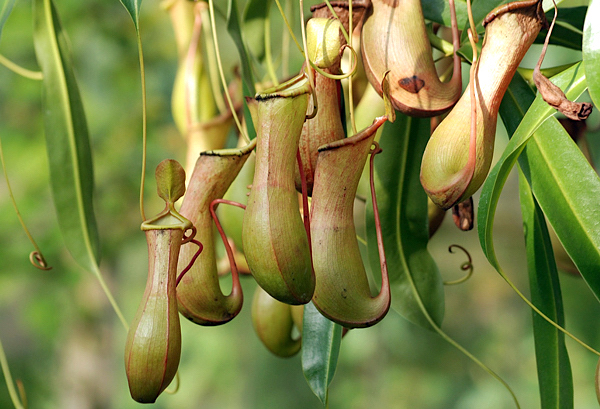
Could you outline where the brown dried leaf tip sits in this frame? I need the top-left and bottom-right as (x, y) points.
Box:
(533, 0), (592, 121)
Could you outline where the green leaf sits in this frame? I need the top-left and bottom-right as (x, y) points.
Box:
(243, 0), (272, 61)
(302, 302), (342, 407)
(532, 7), (588, 51)
(536, 24), (580, 50)
(584, 0), (600, 106)
(33, 0), (100, 272)
(226, 0), (257, 140)
(518, 171), (573, 409)
(422, 0), (468, 27)
(366, 114), (444, 330)
(459, 0), (505, 42)
(481, 63), (600, 302)
(519, 114), (600, 303)
(0, 0), (16, 38)
(551, 6), (586, 31)
(227, 0), (256, 96)
(118, 0), (141, 30)
(155, 159), (186, 204)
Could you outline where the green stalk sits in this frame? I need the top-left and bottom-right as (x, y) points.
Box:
(0, 337), (25, 409)
(0, 54), (42, 80)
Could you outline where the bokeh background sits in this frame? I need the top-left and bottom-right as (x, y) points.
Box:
(1, 0), (599, 408)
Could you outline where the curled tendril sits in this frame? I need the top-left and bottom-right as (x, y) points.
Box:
(176, 238), (203, 287)
(305, 78), (319, 120)
(29, 251), (51, 271)
(369, 141), (383, 157)
(181, 226), (197, 244)
(323, 0), (350, 43)
(309, 44), (359, 81)
(444, 244), (474, 285)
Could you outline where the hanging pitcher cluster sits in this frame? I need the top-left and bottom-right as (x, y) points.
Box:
(124, 0), (592, 403)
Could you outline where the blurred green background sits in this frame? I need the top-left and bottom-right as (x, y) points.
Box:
(1, 0), (599, 408)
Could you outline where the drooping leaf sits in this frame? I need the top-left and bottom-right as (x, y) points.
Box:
(302, 302), (342, 407)
(33, 0), (100, 272)
(518, 171), (573, 409)
(481, 63), (600, 302)
(519, 113), (600, 304)
(584, 0), (600, 106)
(0, 0), (15, 38)
(118, 0), (141, 30)
(366, 114), (444, 330)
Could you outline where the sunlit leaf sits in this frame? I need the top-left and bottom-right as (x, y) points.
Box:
(583, 0), (600, 106)
(481, 63), (600, 302)
(302, 302), (342, 407)
(518, 172), (573, 409)
(118, 0), (141, 30)
(33, 0), (100, 272)
(366, 114), (444, 330)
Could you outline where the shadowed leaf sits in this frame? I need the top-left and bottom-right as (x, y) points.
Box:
(519, 172), (573, 409)
(302, 302), (342, 406)
(33, 0), (100, 272)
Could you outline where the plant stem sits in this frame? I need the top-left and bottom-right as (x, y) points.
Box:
(0, 133), (50, 270)
(0, 54), (42, 80)
(91, 263), (129, 330)
(207, 0), (248, 141)
(200, 4), (227, 114)
(264, 11), (279, 86)
(347, 0), (356, 135)
(274, 0), (303, 55)
(136, 31), (148, 222)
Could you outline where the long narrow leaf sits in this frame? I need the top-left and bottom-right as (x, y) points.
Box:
(225, 0), (257, 140)
(583, 0), (600, 106)
(518, 172), (573, 409)
(519, 112), (600, 303)
(227, 0), (256, 95)
(33, 0), (100, 272)
(302, 302), (342, 407)
(366, 114), (444, 330)
(481, 63), (600, 303)
(478, 64), (585, 269)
